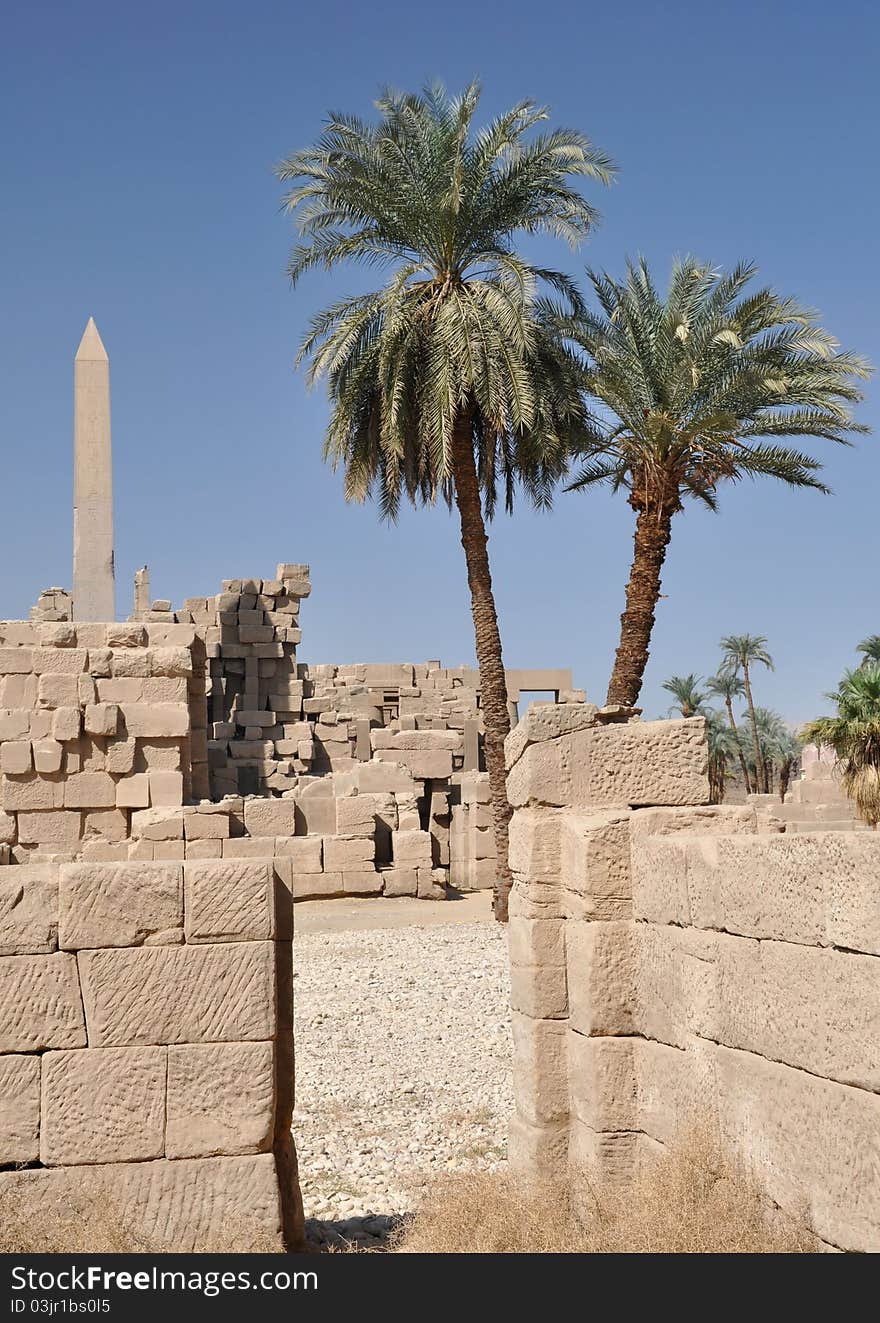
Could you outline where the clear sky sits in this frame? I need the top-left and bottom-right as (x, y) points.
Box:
(1, 0), (877, 723)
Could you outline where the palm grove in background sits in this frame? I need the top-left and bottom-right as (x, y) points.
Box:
(804, 637), (880, 829)
(278, 83), (872, 915)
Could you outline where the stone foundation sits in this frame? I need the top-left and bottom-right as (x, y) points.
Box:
(506, 707), (880, 1253)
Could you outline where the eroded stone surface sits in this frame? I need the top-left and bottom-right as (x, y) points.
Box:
(78, 941), (276, 1046)
(40, 1046), (166, 1165)
(166, 1041), (275, 1158)
(0, 1053), (40, 1163)
(183, 860), (274, 943)
(0, 952), (86, 1052)
(59, 862), (183, 949)
(0, 865), (58, 954)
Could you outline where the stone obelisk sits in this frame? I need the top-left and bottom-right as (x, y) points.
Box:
(73, 318), (115, 620)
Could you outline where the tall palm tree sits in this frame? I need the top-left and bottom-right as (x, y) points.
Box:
(277, 83), (614, 920)
(720, 635), (775, 793)
(705, 670), (751, 791)
(857, 635), (880, 667)
(770, 726), (802, 802)
(803, 665), (880, 828)
(558, 257), (870, 708)
(661, 672), (706, 718)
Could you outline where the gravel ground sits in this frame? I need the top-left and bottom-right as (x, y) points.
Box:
(293, 914), (512, 1248)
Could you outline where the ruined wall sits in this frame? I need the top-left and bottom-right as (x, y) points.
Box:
(0, 856), (301, 1250)
(506, 707), (880, 1253)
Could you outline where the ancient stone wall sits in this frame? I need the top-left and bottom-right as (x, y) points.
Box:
(506, 707), (880, 1253)
(0, 855), (301, 1249)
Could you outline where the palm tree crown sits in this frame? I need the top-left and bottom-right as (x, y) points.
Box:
(566, 256), (870, 512)
(278, 81), (615, 516)
(857, 634), (880, 667)
(661, 672), (706, 718)
(719, 634), (774, 678)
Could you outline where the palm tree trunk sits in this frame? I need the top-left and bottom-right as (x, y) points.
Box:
(606, 504), (674, 707)
(743, 663), (766, 794)
(725, 697), (752, 793)
(451, 409), (512, 922)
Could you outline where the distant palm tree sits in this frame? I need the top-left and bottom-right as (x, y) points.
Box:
(857, 635), (880, 667)
(705, 670), (751, 791)
(803, 665), (880, 828)
(771, 727), (802, 802)
(661, 672), (707, 718)
(720, 635), (775, 793)
(558, 257), (870, 707)
(277, 83), (614, 920)
(705, 709), (737, 804)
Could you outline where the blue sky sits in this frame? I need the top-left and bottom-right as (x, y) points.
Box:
(1, 0), (877, 723)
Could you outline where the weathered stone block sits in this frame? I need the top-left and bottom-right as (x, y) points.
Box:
(59, 862), (183, 949)
(64, 772), (116, 808)
(130, 807), (184, 840)
(78, 941), (276, 1046)
(38, 672), (79, 707)
(568, 1032), (636, 1130)
(32, 739), (63, 774)
(343, 869), (382, 895)
(183, 810), (230, 840)
(0, 740), (32, 774)
(510, 1011), (568, 1125)
(282, 836), (323, 873)
(0, 1053), (40, 1163)
(106, 623), (147, 648)
(33, 648), (87, 675)
(391, 829), (432, 869)
(381, 867), (418, 896)
(184, 860), (274, 943)
(83, 808), (129, 842)
(324, 835), (375, 870)
(166, 1041), (275, 1158)
(0, 953), (86, 1051)
(84, 703), (118, 737)
(52, 706), (81, 741)
(1, 774), (64, 811)
(120, 704), (190, 738)
(567, 920), (634, 1037)
(40, 1046), (166, 1165)
(510, 962), (568, 1019)
(0, 865), (58, 954)
(17, 810), (82, 847)
(243, 799), (298, 838)
(148, 770), (184, 806)
(116, 773), (150, 808)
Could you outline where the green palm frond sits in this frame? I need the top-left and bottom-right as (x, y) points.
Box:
(277, 81), (615, 517)
(553, 256), (871, 516)
(803, 664), (880, 827)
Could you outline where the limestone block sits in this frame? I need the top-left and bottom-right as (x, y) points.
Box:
(374, 748), (453, 779)
(222, 837), (274, 859)
(0, 648), (33, 674)
(97, 678), (144, 702)
(568, 1032), (636, 1130)
(634, 923), (720, 1047)
(38, 622), (77, 648)
(84, 703), (118, 737)
(115, 773), (150, 808)
(0, 675), (37, 707)
(17, 811), (82, 848)
(1, 774), (64, 811)
(508, 807), (562, 886)
(567, 920), (634, 1037)
(152, 842), (185, 862)
(579, 719), (708, 807)
(505, 701), (599, 770)
(59, 861), (183, 949)
(381, 866), (418, 897)
(40, 1046), (166, 1165)
(138, 740), (182, 770)
(143, 677), (188, 703)
(1, 740), (32, 774)
(0, 811), (14, 844)
(325, 835), (375, 870)
(38, 672), (79, 707)
(88, 648), (112, 677)
(343, 869), (382, 895)
(184, 860), (274, 943)
(336, 793), (394, 836)
(568, 1120), (639, 1188)
(417, 868), (447, 899)
(633, 1036), (718, 1146)
(83, 809), (129, 842)
(510, 962), (568, 1019)
(64, 772), (116, 808)
(283, 836), (323, 873)
(110, 650), (151, 679)
(0, 952), (86, 1051)
(121, 704), (189, 738)
(33, 648), (87, 675)
(290, 870), (343, 899)
(107, 623), (147, 648)
(0, 1054), (41, 1163)
(52, 707), (81, 741)
(631, 834), (692, 926)
(560, 812), (632, 916)
(149, 770), (184, 806)
(506, 739), (565, 808)
(714, 1043), (880, 1253)
(510, 1011), (569, 1125)
(243, 798), (298, 838)
(0, 865), (58, 954)
(355, 762), (417, 794)
(105, 739), (137, 775)
(824, 835), (880, 955)
(186, 840), (222, 860)
(391, 829), (432, 869)
(29, 711), (52, 739)
(130, 807), (185, 840)
(150, 647), (193, 678)
(508, 1113), (569, 1184)
(32, 739), (63, 774)
(508, 915), (564, 968)
(166, 1041), (275, 1159)
(79, 941), (276, 1046)
(184, 810), (229, 840)
(0, 709), (29, 740)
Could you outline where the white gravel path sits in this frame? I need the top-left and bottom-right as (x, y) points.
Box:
(293, 913), (512, 1245)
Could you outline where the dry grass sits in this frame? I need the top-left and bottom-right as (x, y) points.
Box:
(0, 1183), (281, 1254)
(395, 1129), (818, 1254)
